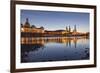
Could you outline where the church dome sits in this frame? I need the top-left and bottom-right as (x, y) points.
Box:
(40, 26), (44, 29)
(31, 25), (36, 28)
(23, 18), (30, 28)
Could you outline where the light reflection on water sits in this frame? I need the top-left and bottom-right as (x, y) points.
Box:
(21, 37), (89, 63)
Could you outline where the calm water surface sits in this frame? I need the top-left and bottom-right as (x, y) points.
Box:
(21, 37), (89, 63)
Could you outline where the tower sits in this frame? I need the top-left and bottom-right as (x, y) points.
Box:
(73, 25), (77, 32)
(69, 26), (71, 32)
(66, 26), (68, 32)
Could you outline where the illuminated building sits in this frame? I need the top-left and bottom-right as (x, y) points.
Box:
(21, 18), (44, 33)
(21, 18), (88, 37)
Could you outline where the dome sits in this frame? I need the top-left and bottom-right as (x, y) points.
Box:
(31, 25), (36, 28)
(23, 18), (30, 28)
(40, 26), (44, 29)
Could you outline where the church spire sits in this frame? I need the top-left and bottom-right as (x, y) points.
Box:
(73, 25), (77, 32)
(69, 26), (71, 32)
(66, 26), (68, 32)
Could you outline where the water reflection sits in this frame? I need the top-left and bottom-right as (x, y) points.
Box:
(21, 37), (89, 63)
(21, 37), (88, 47)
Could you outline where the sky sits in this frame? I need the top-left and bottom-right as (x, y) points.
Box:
(21, 10), (90, 32)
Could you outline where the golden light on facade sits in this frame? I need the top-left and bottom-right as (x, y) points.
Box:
(21, 18), (89, 37)
(21, 28), (24, 32)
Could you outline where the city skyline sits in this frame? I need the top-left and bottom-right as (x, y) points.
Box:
(21, 10), (90, 32)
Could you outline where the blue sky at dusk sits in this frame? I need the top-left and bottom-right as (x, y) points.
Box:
(21, 10), (90, 32)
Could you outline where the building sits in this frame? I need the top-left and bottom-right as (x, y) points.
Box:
(21, 18), (44, 33)
(44, 30), (67, 37)
(21, 18), (88, 37)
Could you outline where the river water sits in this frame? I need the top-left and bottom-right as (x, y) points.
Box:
(21, 37), (89, 63)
